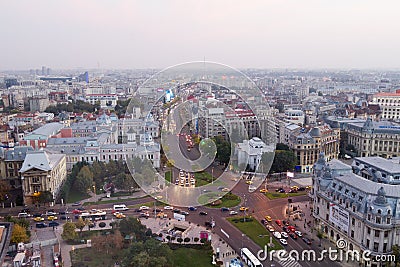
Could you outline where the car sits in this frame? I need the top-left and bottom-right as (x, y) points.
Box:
(152, 208), (162, 212)
(273, 232), (281, 239)
(298, 187), (306, 191)
(291, 185), (299, 190)
(58, 210), (68, 215)
(260, 188), (268, 193)
(281, 232), (288, 239)
(266, 225), (275, 232)
(221, 188), (230, 192)
(229, 211), (238, 215)
(275, 220), (282, 227)
(199, 211), (208, 216)
(157, 212), (168, 218)
(18, 212), (30, 218)
(47, 216), (58, 221)
(279, 239), (288, 246)
(60, 215), (71, 220)
(275, 187), (284, 192)
(33, 217), (44, 222)
(114, 212), (126, 219)
(289, 232), (297, 239)
(49, 221), (59, 227)
(36, 223), (48, 228)
(20, 208), (30, 213)
(33, 213), (42, 218)
(72, 202), (81, 206)
(164, 206), (173, 210)
(77, 207), (85, 211)
(295, 231), (303, 237)
(245, 181), (253, 185)
(173, 209), (181, 213)
(288, 226), (296, 232)
(140, 212), (150, 218)
(302, 237), (312, 245)
(282, 226), (288, 232)
(188, 206), (197, 211)
(139, 206), (149, 211)
(282, 220), (289, 226)
(221, 207), (230, 212)
(239, 207), (249, 212)
(46, 212), (58, 216)
(288, 189), (297, 193)
(72, 209), (82, 214)
(306, 186), (312, 190)
(264, 215), (272, 222)
(181, 211), (189, 216)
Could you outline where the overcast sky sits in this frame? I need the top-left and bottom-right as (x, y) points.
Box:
(1, 0), (400, 70)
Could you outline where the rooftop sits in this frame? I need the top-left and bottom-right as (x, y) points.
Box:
(20, 150), (65, 173)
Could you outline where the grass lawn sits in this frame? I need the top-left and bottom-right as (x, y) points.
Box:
(227, 217), (283, 250)
(198, 192), (223, 205)
(165, 170), (172, 183)
(207, 193), (241, 208)
(67, 191), (90, 203)
(170, 247), (214, 267)
(71, 247), (124, 267)
(264, 191), (307, 200)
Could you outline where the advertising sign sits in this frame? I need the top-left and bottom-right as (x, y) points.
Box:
(329, 203), (349, 232)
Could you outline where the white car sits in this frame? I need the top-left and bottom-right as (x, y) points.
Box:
(164, 206), (174, 210)
(295, 231), (303, 237)
(266, 225), (275, 232)
(273, 231), (282, 239)
(281, 232), (288, 239)
(280, 239), (288, 246)
(139, 206), (149, 210)
(229, 211), (238, 215)
(222, 188), (230, 192)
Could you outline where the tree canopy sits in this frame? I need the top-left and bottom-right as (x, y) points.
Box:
(269, 150), (297, 174)
(62, 222), (78, 241)
(11, 224), (29, 244)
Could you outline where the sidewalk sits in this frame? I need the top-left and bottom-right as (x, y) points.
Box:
(80, 189), (148, 205)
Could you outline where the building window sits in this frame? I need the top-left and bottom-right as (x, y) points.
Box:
(375, 230), (380, 238)
(386, 217), (391, 224)
(384, 231), (389, 238)
(366, 239), (370, 248)
(32, 177), (40, 183)
(351, 218), (355, 226)
(351, 230), (354, 238)
(373, 242), (379, 252)
(376, 217), (381, 224)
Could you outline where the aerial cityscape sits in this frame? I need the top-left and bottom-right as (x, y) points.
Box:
(1, 1), (400, 267)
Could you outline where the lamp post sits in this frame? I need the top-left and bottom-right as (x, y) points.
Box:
(243, 194), (247, 222)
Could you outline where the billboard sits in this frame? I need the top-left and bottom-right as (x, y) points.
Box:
(329, 203), (349, 232)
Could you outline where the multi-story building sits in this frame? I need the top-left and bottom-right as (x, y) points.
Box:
(312, 154), (400, 267)
(235, 137), (274, 171)
(371, 90), (400, 120)
(19, 150), (67, 205)
(85, 94), (118, 108)
(288, 124), (339, 173)
(346, 118), (400, 158)
(29, 97), (50, 112)
(20, 122), (65, 149)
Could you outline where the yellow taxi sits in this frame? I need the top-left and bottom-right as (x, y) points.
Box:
(306, 186), (312, 190)
(239, 207), (249, 212)
(264, 215), (272, 222)
(113, 212), (126, 219)
(34, 217), (44, 222)
(291, 186), (299, 190)
(260, 188), (268, 193)
(157, 212), (168, 218)
(47, 216), (58, 221)
(245, 180), (253, 185)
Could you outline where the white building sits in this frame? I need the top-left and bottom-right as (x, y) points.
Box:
(236, 137), (274, 171)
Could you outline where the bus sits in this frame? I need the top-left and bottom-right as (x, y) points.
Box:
(79, 210), (107, 221)
(113, 204), (129, 212)
(241, 248), (263, 267)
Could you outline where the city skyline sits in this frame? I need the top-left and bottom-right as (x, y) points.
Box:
(1, 0), (400, 70)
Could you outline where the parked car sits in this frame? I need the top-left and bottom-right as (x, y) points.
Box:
(289, 232), (297, 239)
(164, 206), (174, 210)
(199, 211), (208, 216)
(273, 232), (281, 239)
(275, 220), (282, 227)
(264, 215), (272, 222)
(229, 211), (238, 215)
(188, 206), (197, 211)
(49, 221), (59, 227)
(302, 237), (312, 245)
(266, 225), (275, 232)
(181, 211), (189, 216)
(221, 207), (230, 212)
(295, 231), (303, 237)
(33, 217), (44, 222)
(280, 232), (288, 239)
(60, 215), (70, 220)
(36, 223), (48, 228)
(280, 239), (288, 246)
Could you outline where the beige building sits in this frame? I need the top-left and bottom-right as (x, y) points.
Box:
(346, 118), (400, 158)
(19, 150), (67, 205)
(371, 91), (400, 120)
(288, 124), (339, 173)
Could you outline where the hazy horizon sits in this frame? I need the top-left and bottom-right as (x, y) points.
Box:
(1, 0), (400, 70)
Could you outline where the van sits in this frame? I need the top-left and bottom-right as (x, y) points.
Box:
(113, 204), (128, 212)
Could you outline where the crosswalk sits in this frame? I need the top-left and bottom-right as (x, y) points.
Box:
(273, 250), (302, 267)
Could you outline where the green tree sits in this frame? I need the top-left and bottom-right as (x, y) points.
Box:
(73, 166), (94, 194)
(392, 245), (400, 267)
(269, 150), (297, 174)
(276, 143), (290, 151)
(75, 217), (87, 234)
(115, 173), (137, 190)
(119, 217), (146, 241)
(212, 135), (231, 165)
(38, 191), (53, 206)
(62, 222), (78, 241)
(11, 224), (29, 244)
(0, 180), (11, 202)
